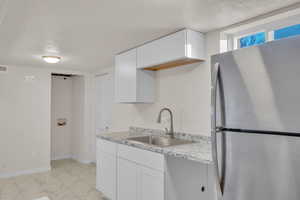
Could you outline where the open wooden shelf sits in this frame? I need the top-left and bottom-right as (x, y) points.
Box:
(143, 58), (204, 71)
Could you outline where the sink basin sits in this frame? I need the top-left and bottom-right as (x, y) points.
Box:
(127, 135), (193, 147)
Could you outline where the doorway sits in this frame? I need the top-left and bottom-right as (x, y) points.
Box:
(50, 74), (85, 161)
(51, 74), (72, 160)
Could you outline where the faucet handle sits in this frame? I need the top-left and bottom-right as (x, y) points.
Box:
(165, 128), (173, 138)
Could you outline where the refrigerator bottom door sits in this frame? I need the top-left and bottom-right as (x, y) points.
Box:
(222, 131), (300, 200)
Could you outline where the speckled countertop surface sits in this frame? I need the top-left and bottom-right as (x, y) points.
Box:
(97, 127), (212, 164)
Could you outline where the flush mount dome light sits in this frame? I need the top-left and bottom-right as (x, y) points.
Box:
(42, 56), (61, 64)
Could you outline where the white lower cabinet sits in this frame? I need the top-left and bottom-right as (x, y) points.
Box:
(96, 138), (211, 200)
(96, 139), (117, 200)
(117, 157), (164, 200)
(165, 156), (210, 200)
(117, 144), (165, 200)
(97, 152), (117, 199)
(117, 158), (139, 200)
(139, 166), (164, 200)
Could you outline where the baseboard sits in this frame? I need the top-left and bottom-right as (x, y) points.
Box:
(90, 160), (96, 164)
(0, 166), (51, 179)
(71, 155), (93, 164)
(51, 155), (72, 161)
(77, 159), (93, 164)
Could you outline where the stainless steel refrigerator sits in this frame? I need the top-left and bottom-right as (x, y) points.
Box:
(211, 35), (300, 200)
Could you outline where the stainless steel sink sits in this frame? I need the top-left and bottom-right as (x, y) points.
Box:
(127, 135), (193, 147)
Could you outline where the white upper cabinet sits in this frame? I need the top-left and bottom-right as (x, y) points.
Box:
(137, 29), (205, 70)
(137, 30), (186, 69)
(115, 49), (155, 103)
(114, 29), (205, 103)
(115, 49), (137, 103)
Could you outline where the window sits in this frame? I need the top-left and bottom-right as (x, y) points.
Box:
(220, 8), (300, 52)
(231, 23), (300, 50)
(274, 24), (300, 40)
(239, 32), (266, 48)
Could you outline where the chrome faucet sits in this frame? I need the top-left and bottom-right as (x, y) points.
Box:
(157, 108), (174, 138)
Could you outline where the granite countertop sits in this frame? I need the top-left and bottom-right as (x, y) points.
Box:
(97, 127), (212, 164)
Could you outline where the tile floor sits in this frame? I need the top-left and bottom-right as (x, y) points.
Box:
(0, 159), (105, 200)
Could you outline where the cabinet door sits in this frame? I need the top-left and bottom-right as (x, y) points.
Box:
(165, 157), (208, 200)
(97, 151), (117, 200)
(139, 166), (164, 200)
(137, 30), (186, 68)
(118, 158), (139, 200)
(115, 49), (137, 102)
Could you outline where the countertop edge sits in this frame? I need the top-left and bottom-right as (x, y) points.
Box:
(97, 133), (213, 165)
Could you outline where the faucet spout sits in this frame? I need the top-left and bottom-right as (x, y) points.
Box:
(157, 108), (174, 138)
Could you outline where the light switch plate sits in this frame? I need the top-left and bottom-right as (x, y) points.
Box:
(25, 75), (36, 82)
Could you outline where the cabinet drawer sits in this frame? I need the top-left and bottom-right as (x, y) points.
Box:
(97, 138), (117, 156)
(118, 144), (164, 172)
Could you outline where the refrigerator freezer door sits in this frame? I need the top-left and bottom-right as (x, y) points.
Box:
(221, 131), (300, 200)
(212, 36), (300, 133)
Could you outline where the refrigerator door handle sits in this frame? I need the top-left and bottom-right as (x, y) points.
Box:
(211, 62), (224, 199)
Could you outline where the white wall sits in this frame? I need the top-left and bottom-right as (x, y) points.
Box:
(51, 76), (73, 160)
(0, 66), (51, 177)
(71, 75), (85, 161)
(96, 31), (220, 136)
(132, 62), (211, 135)
(0, 65), (95, 177)
(84, 74), (97, 162)
(71, 75), (93, 163)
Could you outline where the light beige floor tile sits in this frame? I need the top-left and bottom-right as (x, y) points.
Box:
(56, 171), (80, 186)
(55, 188), (82, 200)
(0, 182), (22, 200)
(69, 181), (93, 199)
(0, 159), (104, 200)
(85, 188), (104, 200)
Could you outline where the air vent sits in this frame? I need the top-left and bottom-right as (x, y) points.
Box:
(0, 66), (7, 73)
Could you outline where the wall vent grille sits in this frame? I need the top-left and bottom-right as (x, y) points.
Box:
(0, 66), (7, 73)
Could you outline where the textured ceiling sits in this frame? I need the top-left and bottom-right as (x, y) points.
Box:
(0, 0), (299, 71)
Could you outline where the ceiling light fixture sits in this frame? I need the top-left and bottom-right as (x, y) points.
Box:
(42, 56), (61, 64)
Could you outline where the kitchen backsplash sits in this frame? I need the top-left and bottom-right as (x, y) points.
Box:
(129, 126), (210, 143)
